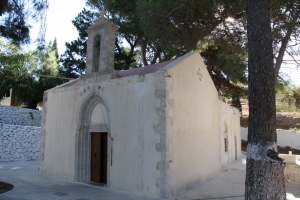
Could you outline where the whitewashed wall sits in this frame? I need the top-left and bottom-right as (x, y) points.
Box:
(0, 124), (41, 162)
(241, 127), (300, 150)
(0, 105), (42, 127)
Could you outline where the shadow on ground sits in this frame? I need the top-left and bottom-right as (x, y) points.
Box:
(0, 181), (14, 194)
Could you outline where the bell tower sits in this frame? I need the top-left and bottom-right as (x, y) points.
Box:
(84, 9), (117, 78)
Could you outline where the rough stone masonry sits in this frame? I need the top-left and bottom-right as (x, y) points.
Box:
(0, 105), (42, 162)
(0, 105), (42, 127)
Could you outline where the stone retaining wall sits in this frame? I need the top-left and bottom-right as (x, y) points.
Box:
(0, 124), (41, 162)
(0, 105), (42, 127)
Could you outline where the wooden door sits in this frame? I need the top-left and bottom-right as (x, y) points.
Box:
(100, 132), (108, 183)
(91, 132), (108, 183)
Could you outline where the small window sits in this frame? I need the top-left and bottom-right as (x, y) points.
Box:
(224, 138), (228, 152)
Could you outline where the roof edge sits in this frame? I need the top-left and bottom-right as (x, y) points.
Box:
(157, 52), (200, 72)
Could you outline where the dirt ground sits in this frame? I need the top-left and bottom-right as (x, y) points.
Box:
(239, 99), (300, 129)
(238, 99), (300, 155)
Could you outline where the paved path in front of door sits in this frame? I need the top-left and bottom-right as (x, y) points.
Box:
(0, 160), (156, 200)
(1, 154), (300, 200)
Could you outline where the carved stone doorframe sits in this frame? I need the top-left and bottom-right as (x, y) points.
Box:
(75, 88), (111, 187)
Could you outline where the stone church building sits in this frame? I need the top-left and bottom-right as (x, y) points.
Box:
(39, 15), (241, 199)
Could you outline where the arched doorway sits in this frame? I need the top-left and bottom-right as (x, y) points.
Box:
(75, 88), (111, 185)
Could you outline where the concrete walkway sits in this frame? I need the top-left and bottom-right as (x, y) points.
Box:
(1, 154), (299, 200)
(170, 154), (300, 200)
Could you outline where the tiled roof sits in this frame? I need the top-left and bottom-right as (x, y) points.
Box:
(55, 78), (80, 88)
(116, 60), (173, 78)
(57, 60), (174, 89)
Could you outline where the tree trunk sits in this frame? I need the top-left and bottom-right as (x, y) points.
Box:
(245, 0), (286, 199)
(0, 0), (8, 16)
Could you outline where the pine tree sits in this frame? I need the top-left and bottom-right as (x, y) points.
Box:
(245, 0), (286, 198)
(14, 39), (64, 109)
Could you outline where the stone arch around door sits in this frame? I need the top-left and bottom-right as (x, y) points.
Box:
(75, 87), (111, 184)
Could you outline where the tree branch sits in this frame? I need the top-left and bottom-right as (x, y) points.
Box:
(165, 0), (187, 19)
(274, 31), (293, 77)
(274, 7), (300, 77)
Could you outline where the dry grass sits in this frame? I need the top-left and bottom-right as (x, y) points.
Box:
(239, 99), (300, 130)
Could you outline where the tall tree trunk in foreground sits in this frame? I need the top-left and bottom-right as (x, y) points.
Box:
(245, 0), (286, 199)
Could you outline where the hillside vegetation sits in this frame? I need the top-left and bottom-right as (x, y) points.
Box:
(240, 86), (300, 131)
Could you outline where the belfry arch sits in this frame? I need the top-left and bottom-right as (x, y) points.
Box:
(75, 88), (111, 184)
(93, 34), (101, 72)
(85, 15), (117, 75)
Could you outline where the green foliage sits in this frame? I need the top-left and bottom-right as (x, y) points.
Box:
(136, 0), (245, 53)
(14, 39), (64, 108)
(0, 39), (63, 109)
(59, 9), (97, 78)
(94, 0), (169, 66)
(289, 127), (300, 132)
(276, 102), (300, 114)
(0, 0), (48, 45)
(198, 37), (248, 101)
(0, 39), (37, 98)
(138, 0), (248, 109)
(135, 0), (300, 111)
(67, 0), (300, 112)
(78, 0), (249, 110)
(28, 111), (34, 120)
(279, 84), (300, 111)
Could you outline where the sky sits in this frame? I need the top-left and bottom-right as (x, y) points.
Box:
(281, 62), (300, 86)
(31, 0), (86, 55)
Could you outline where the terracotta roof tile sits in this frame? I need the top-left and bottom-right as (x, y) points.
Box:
(116, 60), (173, 78)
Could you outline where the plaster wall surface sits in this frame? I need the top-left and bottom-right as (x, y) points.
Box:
(106, 73), (161, 197)
(277, 129), (300, 149)
(0, 88), (12, 106)
(241, 127), (300, 150)
(1, 96), (11, 106)
(39, 73), (162, 197)
(219, 101), (241, 166)
(39, 87), (80, 180)
(163, 53), (222, 196)
(0, 105), (41, 126)
(0, 124), (41, 162)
